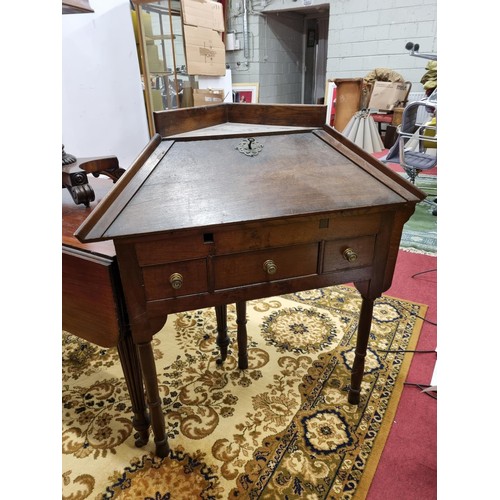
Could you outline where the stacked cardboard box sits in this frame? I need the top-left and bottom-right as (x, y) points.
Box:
(181, 0), (226, 76)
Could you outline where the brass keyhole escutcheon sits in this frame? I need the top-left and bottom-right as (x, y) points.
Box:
(342, 248), (358, 262)
(169, 273), (183, 289)
(263, 259), (277, 275)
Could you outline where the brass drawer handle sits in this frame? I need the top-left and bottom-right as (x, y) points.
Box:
(342, 248), (358, 263)
(169, 273), (183, 289)
(263, 259), (277, 275)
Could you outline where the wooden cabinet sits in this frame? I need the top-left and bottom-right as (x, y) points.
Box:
(332, 78), (370, 133)
(74, 103), (426, 457)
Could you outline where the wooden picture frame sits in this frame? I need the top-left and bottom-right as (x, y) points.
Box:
(232, 83), (259, 103)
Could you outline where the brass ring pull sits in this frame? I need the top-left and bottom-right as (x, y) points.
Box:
(263, 259), (277, 275)
(169, 272), (183, 289)
(342, 248), (358, 263)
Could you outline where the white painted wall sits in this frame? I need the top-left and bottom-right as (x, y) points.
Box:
(62, 0), (149, 168)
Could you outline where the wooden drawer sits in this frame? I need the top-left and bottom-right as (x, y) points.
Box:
(214, 213), (381, 254)
(213, 243), (318, 290)
(142, 258), (208, 300)
(323, 235), (376, 273)
(135, 233), (211, 266)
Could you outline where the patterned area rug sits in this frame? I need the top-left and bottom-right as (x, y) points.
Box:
(400, 174), (437, 255)
(62, 285), (426, 499)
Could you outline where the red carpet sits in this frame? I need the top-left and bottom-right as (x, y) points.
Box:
(367, 250), (437, 498)
(367, 146), (437, 499)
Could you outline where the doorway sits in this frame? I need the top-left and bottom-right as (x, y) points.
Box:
(262, 5), (330, 104)
(259, 3), (330, 104)
(303, 15), (329, 104)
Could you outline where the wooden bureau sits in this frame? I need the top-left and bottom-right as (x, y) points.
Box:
(74, 103), (426, 457)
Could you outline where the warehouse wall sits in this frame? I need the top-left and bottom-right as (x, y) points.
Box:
(327, 0), (437, 92)
(62, 0), (436, 130)
(227, 0), (437, 102)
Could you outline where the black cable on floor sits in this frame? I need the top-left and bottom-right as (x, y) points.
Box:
(378, 349), (436, 353)
(399, 302), (436, 326)
(404, 382), (437, 399)
(411, 268), (437, 279)
(386, 301), (437, 327)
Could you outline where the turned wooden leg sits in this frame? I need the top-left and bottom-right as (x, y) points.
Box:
(348, 295), (375, 405)
(137, 341), (169, 458)
(117, 334), (150, 447)
(215, 305), (229, 365)
(236, 301), (248, 370)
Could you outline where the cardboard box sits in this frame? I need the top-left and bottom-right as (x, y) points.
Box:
(184, 25), (226, 76)
(181, 0), (225, 32)
(367, 81), (409, 111)
(193, 88), (225, 106)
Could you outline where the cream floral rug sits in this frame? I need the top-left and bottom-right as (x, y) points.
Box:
(62, 285), (426, 499)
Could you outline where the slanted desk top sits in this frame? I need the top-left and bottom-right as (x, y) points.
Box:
(74, 103), (425, 457)
(76, 104), (422, 243)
